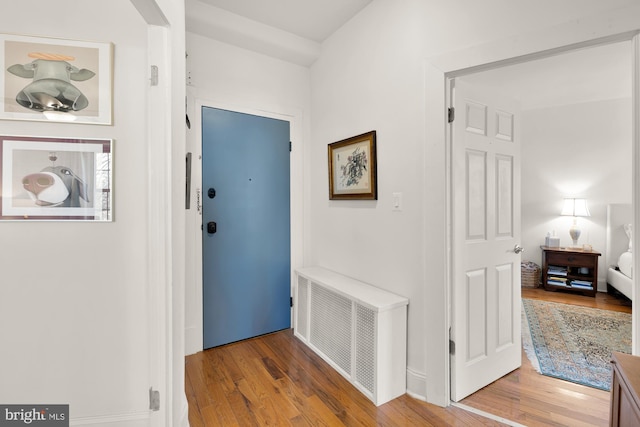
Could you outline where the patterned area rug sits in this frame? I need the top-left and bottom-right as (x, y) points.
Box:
(522, 298), (631, 390)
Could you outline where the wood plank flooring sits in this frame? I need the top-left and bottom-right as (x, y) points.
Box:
(461, 287), (631, 427)
(185, 287), (631, 426)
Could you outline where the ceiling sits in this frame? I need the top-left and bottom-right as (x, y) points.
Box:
(196, 0), (372, 42)
(188, 1), (632, 109)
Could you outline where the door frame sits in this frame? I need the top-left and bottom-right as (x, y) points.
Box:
(424, 30), (640, 407)
(186, 98), (304, 353)
(130, 0), (187, 425)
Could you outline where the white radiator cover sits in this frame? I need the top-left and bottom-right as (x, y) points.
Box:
(294, 266), (409, 406)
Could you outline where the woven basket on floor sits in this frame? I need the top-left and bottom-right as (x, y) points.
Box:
(521, 261), (541, 288)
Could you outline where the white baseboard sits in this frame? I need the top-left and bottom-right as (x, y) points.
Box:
(185, 325), (202, 356)
(179, 399), (190, 427)
(406, 367), (427, 401)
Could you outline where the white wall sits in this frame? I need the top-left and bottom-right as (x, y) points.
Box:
(0, 1), (151, 425)
(309, 1), (430, 394)
(183, 32), (311, 354)
(309, 0), (640, 401)
(521, 98), (632, 290)
(179, 0), (640, 406)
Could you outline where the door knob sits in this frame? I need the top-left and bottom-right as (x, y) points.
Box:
(514, 245), (524, 254)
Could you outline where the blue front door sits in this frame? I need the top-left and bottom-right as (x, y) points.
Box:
(202, 107), (291, 349)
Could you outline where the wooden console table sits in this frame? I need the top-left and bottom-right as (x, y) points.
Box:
(610, 352), (640, 426)
(540, 246), (600, 297)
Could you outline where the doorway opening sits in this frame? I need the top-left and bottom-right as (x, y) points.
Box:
(201, 107), (291, 349)
(185, 100), (304, 355)
(446, 36), (637, 415)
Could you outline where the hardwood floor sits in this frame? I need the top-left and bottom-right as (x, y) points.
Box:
(185, 329), (509, 426)
(185, 287), (631, 426)
(520, 286), (631, 314)
(461, 287), (631, 427)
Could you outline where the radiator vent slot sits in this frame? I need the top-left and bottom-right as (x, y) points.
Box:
(294, 266), (408, 406)
(296, 275), (309, 340)
(355, 303), (376, 393)
(310, 283), (352, 374)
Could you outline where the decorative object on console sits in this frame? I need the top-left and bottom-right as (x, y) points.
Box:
(561, 198), (591, 247)
(544, 231), (560, 248)
(624, 223), (633, 252)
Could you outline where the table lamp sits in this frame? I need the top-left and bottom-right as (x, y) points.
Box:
(560, 198), (590, 248)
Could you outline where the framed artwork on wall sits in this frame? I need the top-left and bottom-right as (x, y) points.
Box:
(0, 33), (113, 125)
(0, 135), (113, 221)
(328, 130), (377, 200)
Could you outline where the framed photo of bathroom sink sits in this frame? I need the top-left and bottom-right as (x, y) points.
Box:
(0, 135), (113, 221)
(0, 33), (112, 125)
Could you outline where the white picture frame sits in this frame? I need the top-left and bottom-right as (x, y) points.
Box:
(0, 135), (113, 221)
(0, 33), (113, 125)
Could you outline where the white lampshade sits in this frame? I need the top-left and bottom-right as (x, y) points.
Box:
(560, 198), (591, 217)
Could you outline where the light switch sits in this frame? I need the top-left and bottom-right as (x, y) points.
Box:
(392, 192), (402, 211)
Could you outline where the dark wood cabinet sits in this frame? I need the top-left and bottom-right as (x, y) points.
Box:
(540, 246), (600, 297)
(610, 352), (640, 426)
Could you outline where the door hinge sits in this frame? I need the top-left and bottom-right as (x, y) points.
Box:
(290, 297), (293, 307)
(449, 327), (455, 355)
(448, 107), (455, 123)
(150, 65), (159, 86)
(289, 141), (292, 152)
(149, 387), (160, 411)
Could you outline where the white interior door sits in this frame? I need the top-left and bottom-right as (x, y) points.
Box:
(450, 78), (522, 401)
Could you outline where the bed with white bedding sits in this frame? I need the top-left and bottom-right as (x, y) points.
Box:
(606, 204), (633, 300)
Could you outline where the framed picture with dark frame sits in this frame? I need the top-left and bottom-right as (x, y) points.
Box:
(0, 135), (113, 221)
(328, 130), (377, 200)
(0, 33), (113, 125)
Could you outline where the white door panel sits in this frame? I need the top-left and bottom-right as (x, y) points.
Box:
(451, 79), (522, 401)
